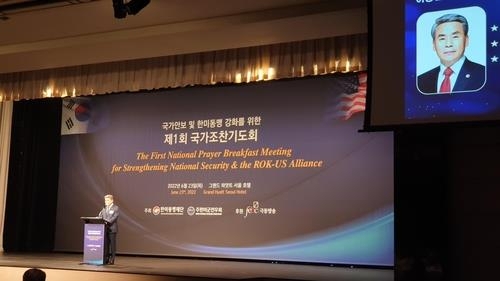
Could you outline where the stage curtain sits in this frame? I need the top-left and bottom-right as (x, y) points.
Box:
(0, 34), (367, 100)
(3, 99), (61, 252)
(0, 101), (13, 252)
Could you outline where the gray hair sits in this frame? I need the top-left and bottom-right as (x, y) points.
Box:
(431, 14), (469, 39)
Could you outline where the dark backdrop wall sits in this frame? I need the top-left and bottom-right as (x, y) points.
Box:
(4, 96), (500, 281)
(394, 125), (500, 281)
(445, 126), (500, 281)
(395, 128), (449, 281)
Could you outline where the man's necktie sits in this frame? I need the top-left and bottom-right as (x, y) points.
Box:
(439, 67), (453, 93)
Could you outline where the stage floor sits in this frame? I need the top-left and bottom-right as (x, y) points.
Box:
(0, 252), (393, 281)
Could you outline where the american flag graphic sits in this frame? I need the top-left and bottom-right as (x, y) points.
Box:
(335, 72), (367, 121)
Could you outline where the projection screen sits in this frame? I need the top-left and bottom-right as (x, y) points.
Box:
(368, 0), (500, 128)
(55, 73), (394, 267)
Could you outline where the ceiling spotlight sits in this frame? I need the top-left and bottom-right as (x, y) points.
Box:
(112, 0), (150, 19)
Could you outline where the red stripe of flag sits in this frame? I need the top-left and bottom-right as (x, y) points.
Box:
(336, 72), (367, 121)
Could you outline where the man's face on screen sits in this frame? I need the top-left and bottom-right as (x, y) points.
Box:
(433, 21), (469, 67)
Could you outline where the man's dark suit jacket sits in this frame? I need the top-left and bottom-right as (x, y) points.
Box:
(99, 204), (119, 233)
(417, 58), (485, 94)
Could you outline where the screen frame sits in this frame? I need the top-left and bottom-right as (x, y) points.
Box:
(365, 0), (500, 131)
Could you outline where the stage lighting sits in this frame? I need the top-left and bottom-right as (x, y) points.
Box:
(112, 0), (150, 19)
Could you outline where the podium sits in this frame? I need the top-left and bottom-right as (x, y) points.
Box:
(80, 216), (107, 265)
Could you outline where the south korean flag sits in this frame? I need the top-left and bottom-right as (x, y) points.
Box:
(61, 97), (93, 135)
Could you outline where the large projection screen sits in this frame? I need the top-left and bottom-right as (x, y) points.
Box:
(369, 0), (500, 128)
(55, 73), (394, 267)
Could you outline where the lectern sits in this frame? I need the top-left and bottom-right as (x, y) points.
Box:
(80, 216), (107, 265)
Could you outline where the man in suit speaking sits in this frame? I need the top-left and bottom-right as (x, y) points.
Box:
(417, 13), (485, 94)
(98, 194), (119, 265)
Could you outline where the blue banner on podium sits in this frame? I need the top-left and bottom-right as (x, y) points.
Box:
(81, 217), (106, 265)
